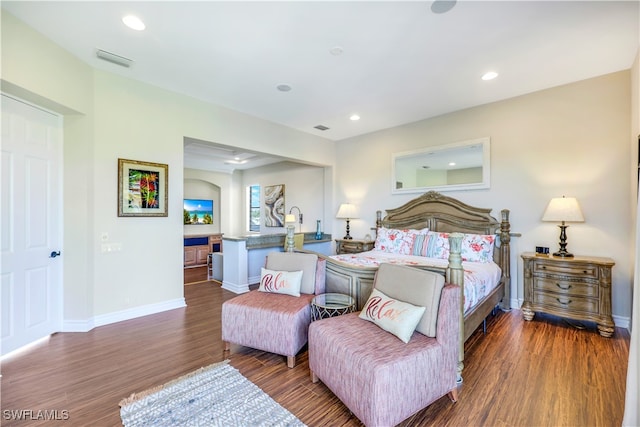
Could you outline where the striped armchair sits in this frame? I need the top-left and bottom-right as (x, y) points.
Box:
(222, 252), (325, 368)
(309, 263), (460, 427)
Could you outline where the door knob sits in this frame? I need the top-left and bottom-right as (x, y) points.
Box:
(50, 251), (61, 258)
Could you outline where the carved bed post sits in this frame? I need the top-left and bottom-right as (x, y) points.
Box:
(499, 209), (511, 310)
(446, 232), (464, 383)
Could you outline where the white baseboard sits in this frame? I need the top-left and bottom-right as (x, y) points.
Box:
(62, 298), (186, 332)
(508, 298), (630, 331)
(62, 318), (95, 333)
(613, 314), (630, 330)
(221, 280), (250, 294)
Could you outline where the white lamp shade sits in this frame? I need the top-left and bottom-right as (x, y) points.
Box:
(336, 203), (358, 219)
(542, 197), (584, 223)
(284, 214), (296, 223)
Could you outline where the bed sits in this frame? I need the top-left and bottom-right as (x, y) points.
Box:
(310, 191), (511, 379)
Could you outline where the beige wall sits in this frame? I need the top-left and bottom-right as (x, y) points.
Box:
(241, 162), (327, 235)
(1, 11), (335, 325)
(335, 71), (633, 321)
(184, 170), (227, 236)
(2, 10), (634, 325)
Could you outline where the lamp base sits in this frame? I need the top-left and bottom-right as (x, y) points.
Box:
(552, 250), (574, 258)
(343, 219), (353, 240)
(553, 223), (574, 258)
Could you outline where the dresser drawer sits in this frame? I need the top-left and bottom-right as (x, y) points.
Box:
(532, 291), (598, 313)
(533, 277), (598, 298)
(335, 239), (375, 254)
(340, 241), (363, 252)
(534, 262), (598, 278)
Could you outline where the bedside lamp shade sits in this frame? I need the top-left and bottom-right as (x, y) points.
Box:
(285, 214), (296, 224)
(336, 203), (358, 240)
(542, 197), (584, 223)
(542, 196), (584, 258)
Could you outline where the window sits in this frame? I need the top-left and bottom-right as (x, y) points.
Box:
(249, 185), (260, 232)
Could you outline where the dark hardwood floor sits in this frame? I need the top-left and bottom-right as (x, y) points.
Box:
(183, 265), (208, 284)
(0, 281), (630, 427)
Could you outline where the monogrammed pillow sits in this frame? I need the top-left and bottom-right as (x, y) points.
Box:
(258, 268), (303, 297)
(358, 288), (426, 343)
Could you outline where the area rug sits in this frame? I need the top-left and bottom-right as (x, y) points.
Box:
(119, 360), (306, 427)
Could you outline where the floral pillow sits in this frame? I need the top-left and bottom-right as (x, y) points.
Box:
(462, 234), (496, 263)
(358, 288), (426, 343)
(373, 227), (417, 255)
(258, 268), (303, 297)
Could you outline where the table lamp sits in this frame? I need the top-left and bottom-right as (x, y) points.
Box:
(336, 203), (358, 240)
(542, 196), (584, 258)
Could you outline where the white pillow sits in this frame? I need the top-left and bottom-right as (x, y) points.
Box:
(258, 268), (303, 297)
(359, 288), (426, 343)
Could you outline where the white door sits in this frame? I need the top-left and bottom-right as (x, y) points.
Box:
(1, 94), (63, 356)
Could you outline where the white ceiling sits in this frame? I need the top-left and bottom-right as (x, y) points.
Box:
(4, 1), (639, 171)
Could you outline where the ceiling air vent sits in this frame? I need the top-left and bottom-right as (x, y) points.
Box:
(96, 49), (133, 68)
(314, 125), (330, 131)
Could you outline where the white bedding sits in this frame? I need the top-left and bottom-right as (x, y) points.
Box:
(330, 250), (502, 314)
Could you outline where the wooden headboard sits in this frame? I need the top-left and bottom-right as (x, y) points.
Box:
(375, 191), (511, 304)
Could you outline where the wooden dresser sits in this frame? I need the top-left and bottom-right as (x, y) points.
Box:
(521, 252), (615, 337)
(335, 238), (375, 255)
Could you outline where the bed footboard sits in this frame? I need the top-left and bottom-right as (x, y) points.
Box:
(323, 259), (377, 310)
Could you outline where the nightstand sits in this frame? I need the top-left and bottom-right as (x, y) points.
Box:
(335, 239), (375, 255)
(521, 252), (615, 337)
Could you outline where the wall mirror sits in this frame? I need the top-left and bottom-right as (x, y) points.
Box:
(392, 137), (490, 194)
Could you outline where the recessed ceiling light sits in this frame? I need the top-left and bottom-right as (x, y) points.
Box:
(431, 1), (457, 14)
(122, 15), (145, 31)
(224, 159), (248, 165)
(482, 71), (499, 81)
(330, 46), (344, 56)
(276, 84), (292, 92)
(449, 162), (456, 166)
(350, 114), (360, 121)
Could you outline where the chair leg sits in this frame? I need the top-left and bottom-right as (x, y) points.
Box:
(287, 355), (296, 368)
(310, 371), (319, 383)
(448, 387), (459, 403)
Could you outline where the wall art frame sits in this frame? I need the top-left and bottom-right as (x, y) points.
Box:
(264, 184), (285, 227)
(118, 158), (168, 217)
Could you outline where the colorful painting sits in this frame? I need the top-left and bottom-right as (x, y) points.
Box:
(118, 159), (168, 217)
(184, 199), (213, 224)
(264, 184), (285, 227)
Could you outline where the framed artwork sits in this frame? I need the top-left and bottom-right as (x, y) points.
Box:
(184, 199), (213, 224)
(264, 184), (285, 227)
(118, 158), (168, 217)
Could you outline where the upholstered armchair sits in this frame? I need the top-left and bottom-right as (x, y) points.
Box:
(221, 252), (325, 368)
(308, 263), (460, 427)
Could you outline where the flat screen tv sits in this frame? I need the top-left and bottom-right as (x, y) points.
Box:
(184, 199), (213, 225)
